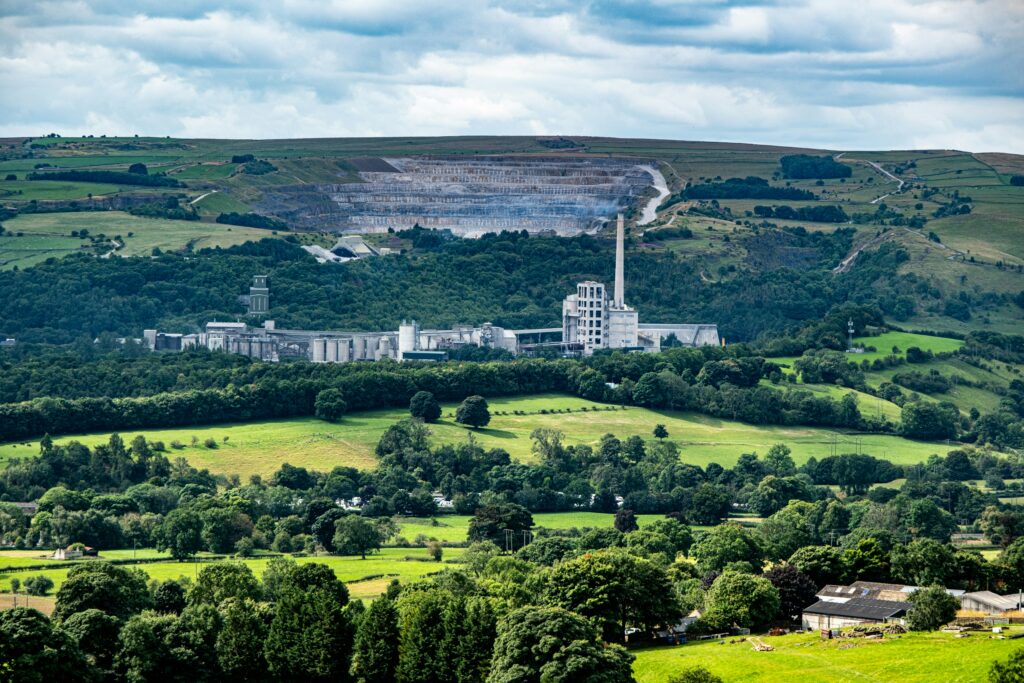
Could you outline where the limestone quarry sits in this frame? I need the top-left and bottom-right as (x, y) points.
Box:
(256, 155), (664, 236)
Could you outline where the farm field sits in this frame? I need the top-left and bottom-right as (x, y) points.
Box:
(0, 394), (963, 478)
(631, 629), (1023, 683)
(0, 211), (276, 268)
(0, 546), (463, 596)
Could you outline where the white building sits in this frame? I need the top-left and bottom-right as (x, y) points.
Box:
(562, 214), (718, 355)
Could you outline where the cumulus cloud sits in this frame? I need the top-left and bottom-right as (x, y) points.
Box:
(0, 0), (1021, 151)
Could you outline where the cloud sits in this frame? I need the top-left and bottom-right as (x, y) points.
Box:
(0, 0), (1021, 151)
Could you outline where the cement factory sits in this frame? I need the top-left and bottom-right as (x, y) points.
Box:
(145, 216), (718, 361)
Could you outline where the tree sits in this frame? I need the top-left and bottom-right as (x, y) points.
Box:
(487, 607), (634, 683)
(188, 562), (262, 607)
(200, 506), (254, 554)
(764, 564), (818, 621)
(998, 538), (1024, 583)
(653, 424), (669, 440)
(543, 548), (678, 642)
(264, 563), (354, 682)
(905, 585), (958, 631)
(468, 503), (533, 550)
(216, 598), (271, 683)
(690, 523), (765, 573)
(62, 608), (120, 676)
(52, 562), (152, 622)
(900, 401), (958, 440)
(614, 509), (639, 533)
(115, 605), (221, 682)
(155, 507), (204, 560)
(127, 162), (148, 175)
(353, 596), (399, 683)
(891, 539), (957, 586)
(409, 391), (442, 423)
(0, 607), (92, 683)
(333, 516), (383, 559)
(577, 368), (608, 402)
(980, 506), (1024, 548)
(689, 483), (731, 525)
(315, 388), (348, 422)
(668, 666), (724, 683)
(787, 545), (847, 586)
(764, 444), (796, 477)
(153, 580), (187, 614)
(702, 571), (780, 630)
(456, 395), (490, 429)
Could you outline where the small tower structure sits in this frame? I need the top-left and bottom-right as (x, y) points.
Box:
(248, 275), (269, 316)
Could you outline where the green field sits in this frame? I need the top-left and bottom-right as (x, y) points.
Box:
(631, 629), (1022, 683)
(0, 394), (964, 478)
(0, 547), (462, 599)
(0, 211), (277, 268)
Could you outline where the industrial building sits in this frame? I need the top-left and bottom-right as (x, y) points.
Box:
(561, 215), (719, 355)
(145, 222), (718, 362)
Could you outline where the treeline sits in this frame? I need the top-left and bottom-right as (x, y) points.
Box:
(753, 204), (849, 222)
(661, 177), (815, 208)
(779, 154), (852, 179)
(25, 169), (183, 188)
(128, 196), (198, 221)
(215, 212), (288, 230)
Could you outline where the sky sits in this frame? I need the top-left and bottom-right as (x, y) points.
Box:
(1, 1), (1023, 152)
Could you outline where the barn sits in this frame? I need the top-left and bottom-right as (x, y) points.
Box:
(801, 597), (910, 631)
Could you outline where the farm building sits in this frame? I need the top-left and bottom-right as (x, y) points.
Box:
(960, 591), (1023, 615)
(816, 581), (964, 604)
(802, 597), (910, 631)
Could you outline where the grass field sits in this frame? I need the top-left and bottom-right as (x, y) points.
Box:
(0, 211), (277, 268)
(0, 546), (463, 596)
(0, 394), (962, 478)
(631, 629), (1022, 683)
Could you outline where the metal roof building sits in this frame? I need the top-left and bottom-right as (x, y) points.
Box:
(802, 597), (910, 631)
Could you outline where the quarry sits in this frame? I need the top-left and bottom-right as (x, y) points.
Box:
(257, 155), (665, 236)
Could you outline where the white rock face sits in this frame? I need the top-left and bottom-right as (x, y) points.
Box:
(259, 156), (659, 235)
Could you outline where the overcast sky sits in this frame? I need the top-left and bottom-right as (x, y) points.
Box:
(2, 1), (1022, 152)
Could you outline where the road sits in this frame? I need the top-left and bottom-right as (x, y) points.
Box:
(190, 190), (219, 205)
(638, 165), (669, 226)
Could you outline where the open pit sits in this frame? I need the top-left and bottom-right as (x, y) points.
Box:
(257, 156), (661, 236)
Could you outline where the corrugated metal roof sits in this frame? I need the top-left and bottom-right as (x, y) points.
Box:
(803, 597), (910, 620)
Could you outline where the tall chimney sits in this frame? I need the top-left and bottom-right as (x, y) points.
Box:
(614, 213), (625, 308)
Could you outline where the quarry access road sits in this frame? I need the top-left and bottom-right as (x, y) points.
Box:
(638, 166), (669, 226)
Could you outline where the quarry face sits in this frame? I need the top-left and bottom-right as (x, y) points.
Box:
(257, 155), (661, 236)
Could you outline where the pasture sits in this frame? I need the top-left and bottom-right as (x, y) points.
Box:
(0, 546), (464, 598)
(0, 211), (277, 268)
(631, 629), (1023, 683)
(0, 394), (962, 479)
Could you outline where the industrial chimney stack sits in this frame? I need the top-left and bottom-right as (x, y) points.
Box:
(614, 213), (625, 308)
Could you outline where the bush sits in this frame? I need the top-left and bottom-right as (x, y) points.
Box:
(24, 575), (54, 596)
(215, 212), (288, 230)
(203, 437), (218, 449)
(668, 667), (724, 683)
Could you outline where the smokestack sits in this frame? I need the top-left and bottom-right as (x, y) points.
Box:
(614, 213), (624, 308)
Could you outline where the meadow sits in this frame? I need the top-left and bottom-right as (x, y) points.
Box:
(0, 394), (963, 478)
(0, 211), (276, 268)
(0, 546), (464, 600)
(631, 629), (1023, 683)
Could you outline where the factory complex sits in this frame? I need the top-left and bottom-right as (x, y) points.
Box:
(145, 216), (718, 362)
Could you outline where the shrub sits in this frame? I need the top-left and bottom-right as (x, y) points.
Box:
(203, 437), (218, 449)
(24, 575), (54, 596)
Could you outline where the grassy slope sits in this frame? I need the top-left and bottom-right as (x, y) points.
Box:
(0, 211), (275, 268)
(0, 394), (962, 478)
(631, 629), (1022, 683)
